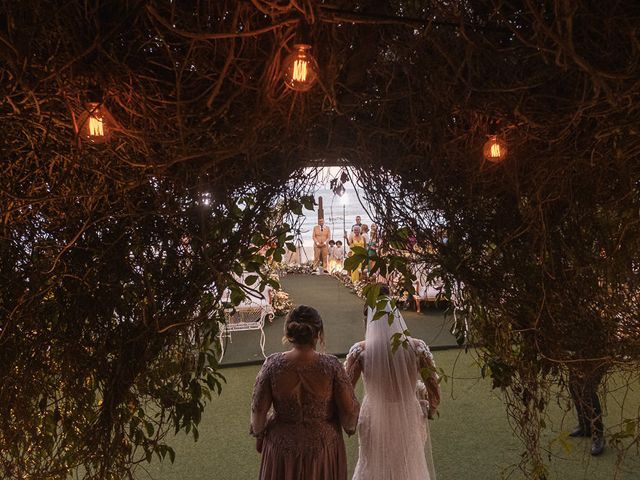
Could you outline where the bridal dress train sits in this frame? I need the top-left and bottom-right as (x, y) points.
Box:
(345, 304), (440, 480)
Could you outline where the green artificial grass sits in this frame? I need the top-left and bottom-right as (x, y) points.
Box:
(220, 274), (458, 365)
(138, 348), (640, 480)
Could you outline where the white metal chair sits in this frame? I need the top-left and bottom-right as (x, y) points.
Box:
(415, 283), (444, 302)
(218, 284), (275, 361)
(412, 265), (447, 311)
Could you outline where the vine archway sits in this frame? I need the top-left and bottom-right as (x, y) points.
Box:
(1, 1), (640, 478)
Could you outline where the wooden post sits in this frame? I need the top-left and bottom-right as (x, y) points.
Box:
(318, 196), (324, 221)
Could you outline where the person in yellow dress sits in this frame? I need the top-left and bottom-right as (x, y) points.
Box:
(348, 225), (366, 282)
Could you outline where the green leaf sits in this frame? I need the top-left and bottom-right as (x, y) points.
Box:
(244, 275), (259, 286)
(232, 263), (244, 276)
(624, 419), (636, 435)
(290, 201), (303, 216)
(301, 195), (316, 210)
(156, 445), (166, 461)
(251, 234), (264, 246)
(145, 421), (155, 437)
(419, 366), (435, 382)
(202, 387), (212, 401)
(230, 288), (246, 305)
(344, 255), (361, 272)
(365, 283), (380, 308)
(197, 351), (205, 373)
(369, 259), (381, 274)
(396, 227), (410, 239)
(376, 298), (388, 310)
(391, 332), (404, 353)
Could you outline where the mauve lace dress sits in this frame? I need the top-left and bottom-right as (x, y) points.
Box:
(251, 352), (359, 480)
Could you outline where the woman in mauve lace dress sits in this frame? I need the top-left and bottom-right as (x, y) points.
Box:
(251, 305), (360, 480)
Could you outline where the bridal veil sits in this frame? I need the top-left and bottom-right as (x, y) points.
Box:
(355, 302), (436, 480)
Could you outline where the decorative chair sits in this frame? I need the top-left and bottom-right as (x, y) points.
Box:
(218, 284), (275, 361)
(412, 271), (447, 313)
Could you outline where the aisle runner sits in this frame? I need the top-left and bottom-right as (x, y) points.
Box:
(220, 274), (457, 366)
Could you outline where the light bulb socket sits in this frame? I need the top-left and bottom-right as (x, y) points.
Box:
(295, 18), (313, 45)
(86, 84), (105, 105)
(487, 118), (502, 135)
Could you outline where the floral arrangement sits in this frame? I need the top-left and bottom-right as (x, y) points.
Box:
(272, 290), (294, 317)
(260, 265), (294, 316)
(351, 279), (372, 298)
(275, 262), (315, 276)
(266, 269), (280, 283)
(333, 270), (410, 308)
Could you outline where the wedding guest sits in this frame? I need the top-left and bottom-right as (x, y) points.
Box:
(349, 226), (366, 283)
(327, 239), (336, 273)
(251, 306), (359, 479)
(328, 238), (336, 257)
(333, 241), (345, 272)
(347, 216), (363, 246)
(568, 362), (606, 455)
(367, 223), (379, 273)
(312, 218), (331, 271)
(360, 224), (370, 244)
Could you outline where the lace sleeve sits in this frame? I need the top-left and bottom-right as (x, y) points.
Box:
(331, 356), (360, 436)
(344, 342), (364, 387)
(416, 379), (430, 419)
(415, 340), (441, 417)
(250, 355), (275, 437)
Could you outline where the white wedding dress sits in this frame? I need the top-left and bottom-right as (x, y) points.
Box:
(345, 303), (440, 480)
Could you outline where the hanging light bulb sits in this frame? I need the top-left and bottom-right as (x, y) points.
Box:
(483, 135), (508, 163)
(282, 44), (319, 92)
(77, 102), (114, 144)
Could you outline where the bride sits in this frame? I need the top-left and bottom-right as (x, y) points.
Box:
(345, 287), (440, 479)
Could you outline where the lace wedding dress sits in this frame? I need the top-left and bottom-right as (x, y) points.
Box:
(345, 303), (440, 480)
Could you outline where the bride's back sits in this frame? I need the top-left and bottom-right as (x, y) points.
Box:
(361, 339), (419, 402)
(346, 304), (436, 480)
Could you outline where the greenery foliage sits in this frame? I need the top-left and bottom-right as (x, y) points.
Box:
(1, 1), (640, 478)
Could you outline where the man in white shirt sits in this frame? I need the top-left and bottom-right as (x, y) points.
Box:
(351, 215), (362, 233)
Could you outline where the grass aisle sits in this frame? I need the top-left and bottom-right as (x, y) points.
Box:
(220, 274), (457, 365)
(140, 349), (639, 480)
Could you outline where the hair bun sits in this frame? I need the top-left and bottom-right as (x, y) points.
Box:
(283, 305), (323, 346)
(286, 321), (314, 344)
